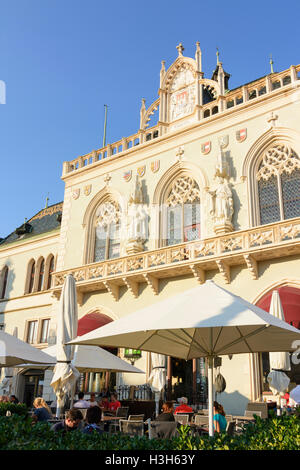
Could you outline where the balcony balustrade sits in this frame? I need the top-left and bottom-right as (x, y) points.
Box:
(51, 217), (300, 303)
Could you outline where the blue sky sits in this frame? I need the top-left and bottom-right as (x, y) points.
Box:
(1, 0), (300, 238)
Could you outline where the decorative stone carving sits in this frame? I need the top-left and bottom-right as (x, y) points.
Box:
(166, 176), (200, 207)
(125, 176), (148, 254)
(208, 149), (234, 234)
(170, 84), (196, 121)
(208, 151), (234, 234)
(170, 67), (194, 92)
(208, 177), (234, 234)
(256, 144), (300, 181)
(95, 200), (121, 228)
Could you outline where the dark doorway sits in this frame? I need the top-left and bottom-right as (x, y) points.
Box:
(22, 370), (45, 407)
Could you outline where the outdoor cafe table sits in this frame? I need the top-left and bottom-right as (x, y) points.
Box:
(233, 415), (256, 422)
(101, 415), (121, 433)
(101, 416), (120, 422)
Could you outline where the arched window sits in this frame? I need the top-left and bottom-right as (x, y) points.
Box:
(28, 261), (35, 293)
(37, 258), (45, 291)
(163, 175), (201, 246)
(46, 255), (55, 290)
(257, 144), (300, 224)
(0, 266), (9, 299)
(94, 199), (122, 262)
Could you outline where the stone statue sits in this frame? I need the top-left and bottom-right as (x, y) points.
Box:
(208, 170), (234, 234)
(126, 177), (148, 253)
(209, 175), (233, 222)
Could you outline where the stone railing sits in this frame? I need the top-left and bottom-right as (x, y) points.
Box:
(62, 123), (161, 176)
(62, 65), (300, 177)
(52, 217), (300, 300)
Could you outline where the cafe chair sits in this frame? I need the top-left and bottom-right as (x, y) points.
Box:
(119, 419), (145, 437)
(116, 407), (129, 418)
(226, 421), (235, 436)
(244, 410), (262, 418)
(149, 421), (179, 440)
(225, 414), (233, 422)
(194, 414), (209, 427)
(128, 414), (145, 421)
(174, 414), (190, 425)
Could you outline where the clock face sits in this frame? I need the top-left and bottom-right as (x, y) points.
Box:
(170, 84), (196, 122)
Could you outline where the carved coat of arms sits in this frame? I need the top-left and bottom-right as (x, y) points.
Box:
(137, 166), (146, 177)
(123, 170), (132, 182)
(72, 188), (80, 200)
(236, 128), (247, 142)
(84, 185), (92, 196)
(151, 160), (160, 173)
(201, 141), (211, 155)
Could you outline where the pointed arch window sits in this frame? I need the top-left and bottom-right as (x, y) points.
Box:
(257, 144), (300, 224)
(94, 200), (122, 262)
(0, 266), (9, 299)
(164, 175), (201, 246)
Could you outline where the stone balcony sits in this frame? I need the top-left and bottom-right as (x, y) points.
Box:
(51, 217), (300, 304)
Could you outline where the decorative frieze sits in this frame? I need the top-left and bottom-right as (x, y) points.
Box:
(52, 218), (300, 301)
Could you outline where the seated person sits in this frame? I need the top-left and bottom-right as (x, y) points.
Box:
(10, 395), (19, 404)
(88, 392), (100, 408)
(156, 401), (175, 422)
(174, 397), (193, 414)
(51, 409), (83, 433)
(99, 395), (110, 411)
(82, 406), (104, 435)
(108, 393), (121, 414)
(213, 401), (227, 433)
(32, 397), (52, 423)
(73, 392), (90, 408)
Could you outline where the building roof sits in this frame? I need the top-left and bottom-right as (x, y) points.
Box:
(0, 202), (63, 247)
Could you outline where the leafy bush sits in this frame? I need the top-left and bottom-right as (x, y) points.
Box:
(0, 402), (28, 417)
(0, 413), (299, 450)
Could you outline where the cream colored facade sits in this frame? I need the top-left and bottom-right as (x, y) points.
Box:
(1, 44), (300, 415)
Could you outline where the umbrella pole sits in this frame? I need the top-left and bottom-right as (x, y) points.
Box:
(208, 356), (214, 437)
(155, 392), (160, 417)
(70, 382), (76, 409)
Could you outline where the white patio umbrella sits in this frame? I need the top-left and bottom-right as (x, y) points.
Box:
(0, 327), (18, 395)
(68, 280), (300, 436)
(290, 385), (300, 404)
(267, 290), (291, 399)
(148, 353), (166, 416)
(24, 343), (144, 374)
(0, 330), (56, 367)
(50, 274), (80, 417)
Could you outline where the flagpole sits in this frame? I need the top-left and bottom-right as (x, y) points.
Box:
(103, 104), (108, 148)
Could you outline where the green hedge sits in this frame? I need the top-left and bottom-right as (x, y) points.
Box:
(0, 402), (28, 416)
(0, 412), (299, 450)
